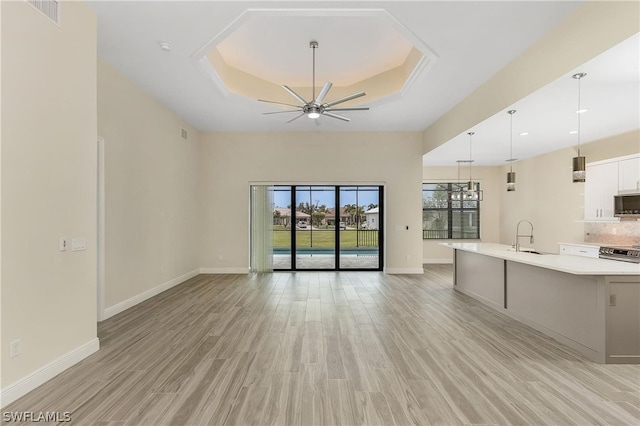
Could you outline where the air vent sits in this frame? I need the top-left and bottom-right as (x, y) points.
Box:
(27, 0), (60, 24)
(181, 128), (188, 141)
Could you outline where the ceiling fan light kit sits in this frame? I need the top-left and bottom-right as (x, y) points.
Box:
(258, 41), (369, 123)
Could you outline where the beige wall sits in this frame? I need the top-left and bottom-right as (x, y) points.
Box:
(199, 132), (425, 273)
(581, 129), (640, 163)
(498, 146), (584, 254)
(422, 166), (502, 263)
(1, 1), (97, 388)
(98, 60), (202, 310)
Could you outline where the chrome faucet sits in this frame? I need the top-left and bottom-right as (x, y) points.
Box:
(514, 220), (534, 252)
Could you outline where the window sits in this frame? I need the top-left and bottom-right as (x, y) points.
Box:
(422, 183), (480, 239)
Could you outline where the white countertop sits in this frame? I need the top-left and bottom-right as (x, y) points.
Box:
(441, 242), (640, 276)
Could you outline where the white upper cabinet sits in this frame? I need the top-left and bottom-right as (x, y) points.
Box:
(584, 161), (618, 220)
(618, 155), (640, 193)
(584, 154), (640, 221)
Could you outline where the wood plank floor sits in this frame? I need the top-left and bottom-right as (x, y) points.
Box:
(5, 266), (640, 425)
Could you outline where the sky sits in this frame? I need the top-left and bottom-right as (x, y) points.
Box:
(273, 186), (379, 209)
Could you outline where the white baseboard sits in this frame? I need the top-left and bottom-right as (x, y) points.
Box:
(102, 269), (199, 320)
(384, 267), (425, 274)
(423, 258), (454, 264)
(0, 338), (99, 409)
(199, 267), (249, 274)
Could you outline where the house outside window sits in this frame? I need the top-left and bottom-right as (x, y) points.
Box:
(422, 183), (480, 239)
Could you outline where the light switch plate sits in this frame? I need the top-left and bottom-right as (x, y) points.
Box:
(10, 339), (21, 358)
(59, 238), (68, 251)
(72, 237), (86, 251)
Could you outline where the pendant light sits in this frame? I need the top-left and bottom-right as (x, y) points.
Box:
(506, 110), (517, 191)
(449, 160), (464, 201)
(464, 132), (483, 201)
(572, 72), (587, 182)
(449, 132), (482, 201)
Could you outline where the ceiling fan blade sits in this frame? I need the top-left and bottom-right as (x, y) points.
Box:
(258, 99), (301, 108)
(286, 113), (306, 123)
(282, 85), (308, 105)
(262, 109), (303, 115)
(322, 111), (351, 122)
(314, 81), (333, 104)
(323, 91), (366, 108)
(324, 106), (370, 112)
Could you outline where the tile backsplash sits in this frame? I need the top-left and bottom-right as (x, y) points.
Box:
(585, 221), (640, 246)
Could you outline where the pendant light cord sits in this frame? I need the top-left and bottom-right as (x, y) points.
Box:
(576, 76), (581, 156)
(509, 112), (514, 172)
(468, 132), (473, 183)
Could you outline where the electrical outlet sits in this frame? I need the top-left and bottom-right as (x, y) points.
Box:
(59, 238), (68, 251)
(10, 339), (21, 358)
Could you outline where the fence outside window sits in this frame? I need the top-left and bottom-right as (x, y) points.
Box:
(422, 183), (480, 239)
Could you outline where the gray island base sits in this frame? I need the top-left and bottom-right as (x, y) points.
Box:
(442, 243), (640, 364)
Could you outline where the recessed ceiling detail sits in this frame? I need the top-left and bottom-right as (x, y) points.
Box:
(192, 8), (438, 106)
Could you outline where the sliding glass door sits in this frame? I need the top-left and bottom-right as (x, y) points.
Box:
(339, 186), (381, 269)
(253, 184), (383, 271)
(295, 186), (336, 269)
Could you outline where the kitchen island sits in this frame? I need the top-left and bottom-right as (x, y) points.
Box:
(441, 242), (640, 364)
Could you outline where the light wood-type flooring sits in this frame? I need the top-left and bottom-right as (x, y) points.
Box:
(5, 266), (640, 425)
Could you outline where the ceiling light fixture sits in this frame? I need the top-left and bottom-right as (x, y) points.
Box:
(452, 132), (483, 201)
(519, 132), (529, 136)
(159, 42), (172, 52)
(506, 110), (517, 192)
(572, 72), (587, 183)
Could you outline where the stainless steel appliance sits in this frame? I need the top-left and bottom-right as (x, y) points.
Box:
(598, 245), (640, 263)
(614, 193), (640, 217)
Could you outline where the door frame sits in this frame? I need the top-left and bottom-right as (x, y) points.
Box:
(274, 184), (384, 271)
(97, 137), (106, 321)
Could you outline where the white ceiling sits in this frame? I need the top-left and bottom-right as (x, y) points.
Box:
(86, 1), (638, 165)
(424, 32), (640, 166)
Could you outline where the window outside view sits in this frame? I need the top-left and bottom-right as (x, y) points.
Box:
(422, 183), (480, 239)
(272, 185), (382, 270)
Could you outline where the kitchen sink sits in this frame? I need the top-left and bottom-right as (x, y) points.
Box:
(507, 248), (551, 255)
(519, 249), (551, 255)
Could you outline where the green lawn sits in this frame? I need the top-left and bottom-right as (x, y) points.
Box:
(273, 228), (378, 248)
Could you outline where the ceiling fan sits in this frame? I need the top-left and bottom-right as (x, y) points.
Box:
(258, 41), (369, 123)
